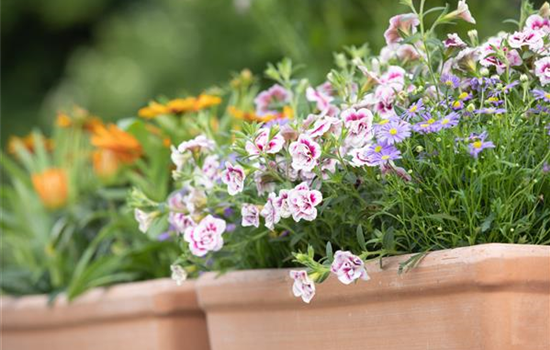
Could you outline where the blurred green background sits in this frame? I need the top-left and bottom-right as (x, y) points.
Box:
(2, 0), (543, 144)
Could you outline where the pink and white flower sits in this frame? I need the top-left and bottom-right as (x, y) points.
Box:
(383, 13), (420, 45)
(169, 212), (196, 234)
(241, 203), (260, 228)
(330, 250), (370, 285)
(177, 135), (215, 154)
(301, 158), (338, 181)
(307, 116), (341, 138)
(341, 108), (374, 148)
(452, 0), (476, 24)
(525, 14), (550, 34)
(221, 162), (246, 195)
(349, 145), (378, 167)
(184, 215), (226, 257)
(287, 182), (323, 222)
(170, 265), (188, 285)
(444, 33), (467, 48)
(508, 30), (544, 51)
(170, 145), (187, 172)
(245, 129), (285, 156)
(534, 56), (550, 86)
(260, 192), (281, 230)
(306, 86), (334, 113)
(254, 84), (292, 116)
(480, 37), (523, 74)
(289, 270), (316, 303)
(253, 169), (277, 195)
(275, 189), (292, 219)
(289, 135), (322, 172)
(197, 155), (220, 188)
(134, 208), (155, 233)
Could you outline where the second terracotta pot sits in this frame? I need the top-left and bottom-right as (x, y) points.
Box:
(1, 278), (209, 350)
(197, 244), (550, 350)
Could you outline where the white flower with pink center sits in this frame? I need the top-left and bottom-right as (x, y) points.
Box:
(349, 145), (378, 167)
(287, 182), (323, 222)
(508, 30), (544, 51)
(480, 37), (523, 74)
(221, 162), (246, 196)
(307, 116), (341, 139)
(444, 33), (467, 48)
(383, 13), (419, 45)
(525, 14), (550, 34)
(301, 158), (338, 181)
(331, 251), (370, 285)
(454, 0), (476, 24)
(306, 86), (334, 113)
(341, 108), (374, 148)
(289, 135), (322, 172)
(275, 189), (292, 219)
(245, 129), (285, 156)
(289, 270), (316, 303)
(177, 135), (215, 154)
(241, 203), (260, 228)
(184, 215), (226, 257)
(534, 57), (550, 86)
(169, 212), (196, 234)
(254, 84), (292, 116)
(134, 208), (154, 233)
(379, 65), (407, 92)
(197, 154), (220, 189)
(260, 192), (281, 230)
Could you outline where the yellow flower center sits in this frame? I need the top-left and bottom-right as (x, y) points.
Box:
(381, 155), (390, 160)
(453, 101), (461, 108)
(458, 92), (469, 100)
(375, 146), (383, 153)
(487, 97), (499, 103)
(445, 80), (453, 86)
(545, 93), (550, 99)
(409, 105), (417, 113)
(441, 119), (449, 125)
(473, 141), (483, 149)
(427, 118), (436, 124)
(389, 128), (398, 135)
(420, 123), (429, 128)
(378, 119), (390, 125)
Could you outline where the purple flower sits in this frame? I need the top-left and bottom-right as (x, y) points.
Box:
(376, 119), (411, 144)
(157, 231), (171, 241)
(441, 74), (460, 89)
(533, 89), (550, 103)
(475, 107), (506, 115)
(437, 112), (461, 129)
(402, 99), (425, 120)
(467, 132), (495, 158)
(365, 143), (401, 165)
(412, 113), (441, 134)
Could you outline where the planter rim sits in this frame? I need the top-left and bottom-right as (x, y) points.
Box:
(1, 278), (200, 330)
(197, 243), (550, 311)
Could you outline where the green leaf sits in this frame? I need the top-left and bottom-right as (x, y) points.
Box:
(356, 225), (366, 250)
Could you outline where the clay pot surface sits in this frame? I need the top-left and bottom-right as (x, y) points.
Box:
(1, 278), (209, 350)
(197, 244), (550, 350)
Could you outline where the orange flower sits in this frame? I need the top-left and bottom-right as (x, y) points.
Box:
(91, 124), (142, 164)
(227, 106), (278, 123)
(32, 168), (69, 210)
(92, 149), (120, 179)
(194, 94), (222, 111)
(56, 113), (72, 128)
(167, 97), (196, 114)
(8, 134), (54, 155)
(138, 101), (170, 119)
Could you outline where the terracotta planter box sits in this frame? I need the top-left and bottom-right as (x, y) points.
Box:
(1, 278), (209, 350)
(197, 244), (550, 350)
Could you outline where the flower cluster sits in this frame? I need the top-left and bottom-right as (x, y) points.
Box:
(132, 1), (549, 303)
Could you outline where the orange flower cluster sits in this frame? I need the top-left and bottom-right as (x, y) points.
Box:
(138, 94), (222, 119)
(227, 105), (293, 123)
(31, 168), (69, 210)
(55, 108), (103, 133)
(8, 134), (54, 155)
(91, 124), (143, 178)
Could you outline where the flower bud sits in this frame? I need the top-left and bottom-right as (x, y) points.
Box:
(479, 67), (489, 76)
(415, 145), (424, 153)
(467, 103), (476, 112)
(540, 2), (550, 17)
(519, 74), (529, 82)
(467, 29), (478, 45)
